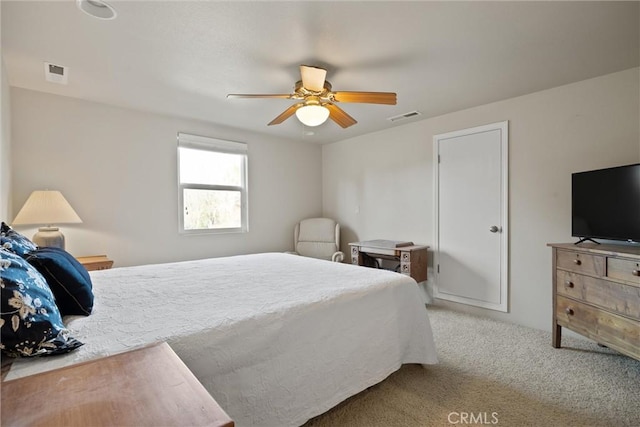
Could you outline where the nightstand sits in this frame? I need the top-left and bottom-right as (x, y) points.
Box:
(76, 255), (113, 271)
(1, 342), (234, 427)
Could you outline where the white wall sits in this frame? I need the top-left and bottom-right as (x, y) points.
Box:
(323, 68), (640, 331)
(11, 88), (322, 266)
(0, 57), (11, 220)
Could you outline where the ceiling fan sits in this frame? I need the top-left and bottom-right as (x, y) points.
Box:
(227, 65), (397, 129)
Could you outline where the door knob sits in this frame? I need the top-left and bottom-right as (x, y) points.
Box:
(489, 225), (500, 233)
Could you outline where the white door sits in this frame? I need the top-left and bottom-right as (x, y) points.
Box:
(433, 121), (508, 312)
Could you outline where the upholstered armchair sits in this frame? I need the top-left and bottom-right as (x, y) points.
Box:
(288, 218), (344, 262)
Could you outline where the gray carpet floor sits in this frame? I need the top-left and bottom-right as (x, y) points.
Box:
(305, 304), (640, 427)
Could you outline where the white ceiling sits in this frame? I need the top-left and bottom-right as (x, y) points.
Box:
(2, 1), (639, 144)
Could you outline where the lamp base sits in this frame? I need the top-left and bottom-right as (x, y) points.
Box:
(33, 227), (65, 249)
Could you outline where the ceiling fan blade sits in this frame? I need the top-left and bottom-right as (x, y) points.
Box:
(300, 65), (327, 92)
(326, 104), (357, 128)
(268, 104), (300, 126)
(227, 94), (293, 99)
(332, 91), (397, 105)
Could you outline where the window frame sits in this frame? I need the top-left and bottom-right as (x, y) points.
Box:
(177, 133), (248, 234)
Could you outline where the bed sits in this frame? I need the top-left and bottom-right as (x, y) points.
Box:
(6, 252), (438, 426)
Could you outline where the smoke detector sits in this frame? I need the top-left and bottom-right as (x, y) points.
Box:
(44, 62), (68, 85)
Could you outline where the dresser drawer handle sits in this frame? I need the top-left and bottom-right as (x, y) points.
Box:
(633, 269), (639, 277)
(573, 259), (581, 266)
(565, 307), (574, 316)
(565, 281), (574, 288)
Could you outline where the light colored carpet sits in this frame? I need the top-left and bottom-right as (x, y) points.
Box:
(305, 304), (640, 427)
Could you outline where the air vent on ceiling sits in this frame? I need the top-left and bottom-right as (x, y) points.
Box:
(44, 62), (69, 85)
(387, 111), (422, 122)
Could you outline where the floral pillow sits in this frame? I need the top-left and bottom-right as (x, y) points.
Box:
(0, 247), (83, 357)
(1, 222), (38, 257)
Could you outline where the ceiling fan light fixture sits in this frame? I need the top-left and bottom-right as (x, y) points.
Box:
(228, 65), (396, 129)
(295, 104), (330, 127)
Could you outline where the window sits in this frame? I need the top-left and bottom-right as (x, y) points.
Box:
(177, 133), (248, 233)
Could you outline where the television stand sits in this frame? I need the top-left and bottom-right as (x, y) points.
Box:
(548, 242), (640, 362)
(575, 237), (600, 245)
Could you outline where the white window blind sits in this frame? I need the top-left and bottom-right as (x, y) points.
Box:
(177, 133), (248, 233)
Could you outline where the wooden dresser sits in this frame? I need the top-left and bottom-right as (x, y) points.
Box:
(548, 243), (640, 361)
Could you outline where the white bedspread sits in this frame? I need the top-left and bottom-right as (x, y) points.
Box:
(7, 253), (437, 426)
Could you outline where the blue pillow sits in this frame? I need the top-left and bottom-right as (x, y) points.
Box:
(1, 222), (37, 257)
(0, 248), (83, 357)
(26, 247), (94, 316)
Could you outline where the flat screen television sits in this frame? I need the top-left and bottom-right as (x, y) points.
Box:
(572, 163), (640, 243)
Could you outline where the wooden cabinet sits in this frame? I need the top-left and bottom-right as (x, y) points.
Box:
(548, 243), (640, 361)
(76, 255), (113, 271)
(1, 342), (234, 427)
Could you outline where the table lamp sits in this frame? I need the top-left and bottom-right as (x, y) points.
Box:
(12, 190), (82, 249)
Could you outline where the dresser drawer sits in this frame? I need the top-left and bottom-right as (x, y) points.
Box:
(556, 295), (640, 360)
(400, 262), (410, 273)
(556, 250), (605, 276)
(557, 270), (640, 320)
(607, 257), (640, 286)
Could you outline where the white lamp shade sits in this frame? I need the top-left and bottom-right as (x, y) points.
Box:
(12, 191), (82, 226)
(295, 105), (330, 127)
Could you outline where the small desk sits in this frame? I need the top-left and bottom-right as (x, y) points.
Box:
(1, 342), (234, 427)
(349, 240), (429, 282)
